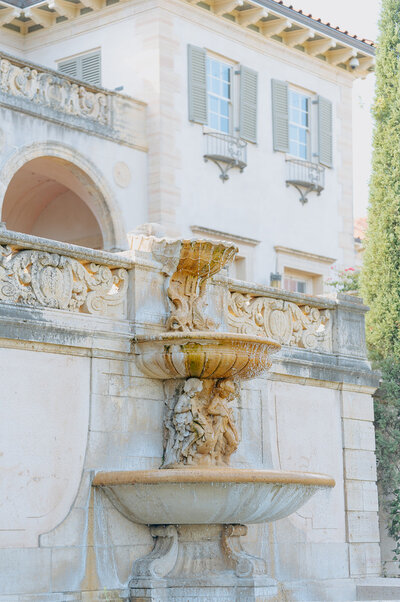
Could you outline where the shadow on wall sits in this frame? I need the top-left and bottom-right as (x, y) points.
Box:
(1, 156), (104, 249)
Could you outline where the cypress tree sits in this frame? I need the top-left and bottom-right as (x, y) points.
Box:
(362, 0), (400, 357)
(361, 0), (400, 564)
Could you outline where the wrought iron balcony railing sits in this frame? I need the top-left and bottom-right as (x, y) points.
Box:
(285, 158), (325, 204)
(203, 132), (247, 182)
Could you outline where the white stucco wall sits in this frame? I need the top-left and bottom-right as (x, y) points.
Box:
(0, 0), (357, 285)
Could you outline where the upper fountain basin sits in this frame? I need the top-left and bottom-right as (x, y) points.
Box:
(93, 468), (335, 525)
(134, 332), (281, 380)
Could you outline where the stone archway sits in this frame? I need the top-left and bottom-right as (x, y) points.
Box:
(0, 142), (126, 251)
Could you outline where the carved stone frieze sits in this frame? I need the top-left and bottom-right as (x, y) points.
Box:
(162, 377), (239, 468)
(0, 245), (128, 316)
(0, 57), (110, 125)
(226, 291), (331, 351)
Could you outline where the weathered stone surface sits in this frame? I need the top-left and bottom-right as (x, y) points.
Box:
(0, 52), (147, 149)
(0, 231), (381, 600)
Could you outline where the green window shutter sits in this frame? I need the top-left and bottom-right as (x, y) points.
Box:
(239, 65), (258, 143)
(81, 52), (101, 87)
(271, 79), (289, 152)
(318, 95), (333, 167)
(188, 44), (207, 124)
(58, 58), (78, 79)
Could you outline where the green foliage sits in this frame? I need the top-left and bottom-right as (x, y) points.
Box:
(361, 0), (400, 358)
(374, 357), (400, 563)
(326, 267), (360, 293)
(361, 0), (400, 565)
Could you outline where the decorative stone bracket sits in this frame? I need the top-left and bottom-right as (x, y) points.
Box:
(128, 524), (277, 600)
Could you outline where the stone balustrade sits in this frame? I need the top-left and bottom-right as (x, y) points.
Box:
(0, 229), (370, 361)
(0, 51), (147, 150)
(223, 280), (334, 353)
(0, 228), (132, 318)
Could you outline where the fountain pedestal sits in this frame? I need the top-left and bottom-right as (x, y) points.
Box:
(93, 236), (335, 602)
(128, 524), (277, 601)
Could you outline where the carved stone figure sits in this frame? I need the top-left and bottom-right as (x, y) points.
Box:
(162, 377), (239, 468)
(206, 379), (238, 465)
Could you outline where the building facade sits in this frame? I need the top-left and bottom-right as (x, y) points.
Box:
(0, 0), (374, 290)
(0, 1), (388, 601)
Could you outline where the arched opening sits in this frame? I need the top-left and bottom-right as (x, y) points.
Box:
(2, 157), (109, 249)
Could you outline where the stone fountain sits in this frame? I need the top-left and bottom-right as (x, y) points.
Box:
(93, 237), (335, 601)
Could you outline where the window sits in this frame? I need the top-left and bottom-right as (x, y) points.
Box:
(283, 274), (308, 294)
(274, 246), (335, 295)
(188, 45), (258, 143)
(58, 50), (101, 87)
(206, 57), (232, 134)
(288, 89), (310, 160)
(272, 79), (333, 167)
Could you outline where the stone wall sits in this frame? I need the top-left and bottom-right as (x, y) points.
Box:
(0, 231), (380, 601)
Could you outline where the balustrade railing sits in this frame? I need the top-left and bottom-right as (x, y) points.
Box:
(203, 132), (247, 181)
(0, 228), (132, 318)
(285, 158), (325, 204)
(0, 51), (146, 149)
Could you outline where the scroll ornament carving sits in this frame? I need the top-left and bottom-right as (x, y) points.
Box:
(227, 292), (330, 351)
(163, 377), (239, 468)
(166, 239), (237, 332)
(0, 245), (128, 315)
(0, 58), (110, 125)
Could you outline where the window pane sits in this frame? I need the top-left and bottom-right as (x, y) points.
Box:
(288, 90), (309, 159)
(222, 82), (230, 99)
(209, 113), (219, 130)
(211, 78), (220, 94)
(298, 129), (307, 144)
(221, 65), (230, 82)
(206, 57), (231, 133)
(220, 117), (229, 133)
(211, 60), (220, 77)
(220, 99), (229, 117)
(210, 96), (219, 112)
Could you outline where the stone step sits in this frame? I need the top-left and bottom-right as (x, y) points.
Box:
(357, 577), (400, 600)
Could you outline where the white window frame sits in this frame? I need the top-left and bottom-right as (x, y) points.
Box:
(287, 87), (312, 161)
(205, 54), (234, 135)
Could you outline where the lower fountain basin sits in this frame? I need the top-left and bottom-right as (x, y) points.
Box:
(93, 468), (335, 525)
(134, 332), (280, 379)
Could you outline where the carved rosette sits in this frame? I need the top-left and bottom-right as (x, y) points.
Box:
(0, 57), (110, 125)
(226, 291), (331, 351)
(0, 245), (128, 316)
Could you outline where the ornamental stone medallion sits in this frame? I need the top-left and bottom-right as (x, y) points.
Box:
(113, 161), (131, 188)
